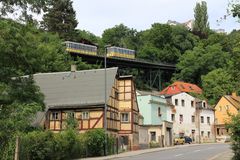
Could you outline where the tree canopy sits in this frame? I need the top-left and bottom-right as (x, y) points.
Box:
(41, 0), (78, 40)
(193, 1), (210, 38)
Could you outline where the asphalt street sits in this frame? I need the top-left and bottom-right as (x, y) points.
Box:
(116, 143), (231, 160)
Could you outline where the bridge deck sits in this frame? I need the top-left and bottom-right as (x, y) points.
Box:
(71, 53), (176, 70)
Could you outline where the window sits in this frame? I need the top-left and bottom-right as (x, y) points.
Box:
(191, 101), (194, 107)
(208, 131), (210, 138)
(51, 112), (59, 120)
(207, 117), (210, 124)
(175, 99), (178, 106)
(203, 102), (206, 108)
(219, 106), (222, 111)
(192, 116), (195, 123)
(150, 131), (156, 141)
(171, 114), (175, 121)
(201, 131), (204, 137)
(82, 111), (89, 119)
(201, 116), (204, 123)
(110, 112), (114, 119)
(179, 114), (183, 123)
(217, 128), (220, 136)
(226, 105), (229, 110)
(181, 100), (185, 107)
(158, 107), (161, 116)
(68, 112), (75, 118)
(115, 91), (119, 100)
(171, 86), (175, 90)
(134, 114), (138, 123)
(121, 113), (129, 122)
(226, 129), (229, 133)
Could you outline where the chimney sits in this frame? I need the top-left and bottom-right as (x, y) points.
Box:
(71, 64), (77, 72)
(232, 92), (237, 97)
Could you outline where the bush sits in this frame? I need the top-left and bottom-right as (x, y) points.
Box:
(19, 128), (117, 159)
(20, 129), (87, 160)
(226, 113), (240, 160)
(86, 129), (105, 156)
(20, 131), (54, 160)
(149, 141), (160, 148)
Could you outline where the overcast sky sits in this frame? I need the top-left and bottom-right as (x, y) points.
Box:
(72, 0), (240, 36)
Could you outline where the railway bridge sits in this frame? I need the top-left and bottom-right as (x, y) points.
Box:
(70, 52), (176, 91)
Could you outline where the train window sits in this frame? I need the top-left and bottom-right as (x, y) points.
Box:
(120, 48), (123, 54)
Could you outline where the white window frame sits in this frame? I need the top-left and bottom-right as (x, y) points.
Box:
(51, 112), (59, 120)
(121, 113), (129, 122)
(82, 111), (89, 119)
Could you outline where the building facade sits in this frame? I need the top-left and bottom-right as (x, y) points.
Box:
(137, 93), (173, 147)
(214, 93), (240, 142)
(164, 92), (215, 143)
(33, 67), (139, 150)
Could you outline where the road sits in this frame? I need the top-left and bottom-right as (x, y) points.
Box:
(116, 143), (231, 160)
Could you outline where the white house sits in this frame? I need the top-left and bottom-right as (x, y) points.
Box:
(196, 99), (215, 143)
(163, 92), (215, 143)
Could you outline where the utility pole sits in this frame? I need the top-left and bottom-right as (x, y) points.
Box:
(197, 106), (201, 144)
(14, 136), (20, 160)
(104, 45), (111, 156)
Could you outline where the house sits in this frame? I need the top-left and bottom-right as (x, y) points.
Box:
(117, 75), (139, 150)
(137, 91), (173, 148)
(33, 67), (139, 150)
(163, 92), (215, 143)
(160, 81), (202, 95)
(196, 99), (215, 143)
(214, 93), (240, 142)
(167, 19), (194, 30)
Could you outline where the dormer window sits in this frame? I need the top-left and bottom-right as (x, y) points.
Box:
(171, 86), (175, 90)
(189, 86), (193, 90)
(203, 102), (206, 108)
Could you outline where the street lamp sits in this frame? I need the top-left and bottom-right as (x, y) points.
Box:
(104, 45), (111, 156)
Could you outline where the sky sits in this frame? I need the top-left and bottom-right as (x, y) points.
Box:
(72, 0), (240, 36)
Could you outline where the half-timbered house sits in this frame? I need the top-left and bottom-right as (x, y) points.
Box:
(33, 67), (139, 149)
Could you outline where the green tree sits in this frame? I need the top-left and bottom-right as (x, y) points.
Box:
(137, 23), (180, 63)
(201, 68), (234, 105)
(193, 1), (210, 38)
(0, 0), (47, 22)
(174, 43), (230, 85)
(102, 24), (140, 50)
(41, 0), (78, 40)
(171, 25), (199, 54)
(0, 18), (95, 159)
(231, 2), (240, 19)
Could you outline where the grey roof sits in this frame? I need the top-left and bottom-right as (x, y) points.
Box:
(137, 90), (160, 96)
(34, 67), (118, 110)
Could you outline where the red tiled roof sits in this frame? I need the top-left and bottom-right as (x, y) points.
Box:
(160, 81), (202, 95)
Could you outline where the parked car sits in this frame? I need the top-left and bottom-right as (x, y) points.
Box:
(184, 136), (192, 144)
(174, 137), (185, 145)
